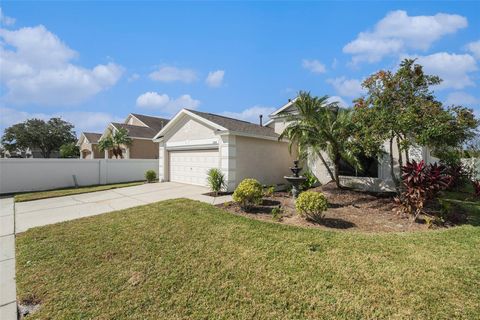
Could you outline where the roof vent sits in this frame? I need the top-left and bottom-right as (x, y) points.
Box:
(259, 114), (263, 126)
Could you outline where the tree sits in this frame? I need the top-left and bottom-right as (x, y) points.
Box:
(60, 142), (80, 158)
(353, 59), (478, 192)
(1, 118), (76, 158)
(279, 91), (360, 189)
(98, 128), (132, 159)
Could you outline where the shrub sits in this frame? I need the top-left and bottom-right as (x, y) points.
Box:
(206, 168), (227, 196)
(233, 178), (263, 209)
(302, 170), (318, 190)
(295, 191), (328, 222)
(271, 206), (282, 221)
(145, 170), (157, 183)
(397, 160), (451, 221)
(263, 185), (275, 198)
(445, 163), (467, 190)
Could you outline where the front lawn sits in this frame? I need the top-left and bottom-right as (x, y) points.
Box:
(14, 181), (144, 202)
(16, 199), (480, 319)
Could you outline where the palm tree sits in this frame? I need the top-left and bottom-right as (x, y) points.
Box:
(98, 128), (132, 159)
(279, 91), (361, 189)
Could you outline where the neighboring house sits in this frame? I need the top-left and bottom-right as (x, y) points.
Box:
(101, 113), (169, 159)
(266, 99), (439, 192)
(153, 109), (295, 190)
(77, 132), (103, 159)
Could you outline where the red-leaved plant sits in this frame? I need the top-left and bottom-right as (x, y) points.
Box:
(473, 180), (480, 198)
(397, 160), (452, 221)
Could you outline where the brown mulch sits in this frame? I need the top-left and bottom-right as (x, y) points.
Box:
(219, 182), (430, 233)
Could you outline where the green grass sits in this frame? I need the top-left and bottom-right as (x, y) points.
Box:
(16, 199), (480, 319)
(14, 181), (144, 202)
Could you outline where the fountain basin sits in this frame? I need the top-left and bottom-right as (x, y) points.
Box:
(284, 175), (306, 198)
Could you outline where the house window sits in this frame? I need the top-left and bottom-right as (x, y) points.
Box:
(338, 154), (378, 178)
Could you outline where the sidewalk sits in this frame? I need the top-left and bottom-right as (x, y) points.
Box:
(0, 197), (16, 320)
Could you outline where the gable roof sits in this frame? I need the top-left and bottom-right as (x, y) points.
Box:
(83, 132), (102, 144)
(186, 109), (279, 138)
(129, 113), (169, 132)
(111, 123), (158, 139)
(269, 97), (298, 117)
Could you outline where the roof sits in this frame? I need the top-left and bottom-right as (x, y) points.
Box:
(111, 123), (158, 139)
(269, 97), (298, 117)
(82, 132), (102, 144)
(186, 109), (279, 138)
(130, 113), (169, 132)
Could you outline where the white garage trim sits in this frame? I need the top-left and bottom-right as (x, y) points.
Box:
(168, 149), (220, 186)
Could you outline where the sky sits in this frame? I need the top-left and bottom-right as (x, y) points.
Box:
(1, 1), (479, 136)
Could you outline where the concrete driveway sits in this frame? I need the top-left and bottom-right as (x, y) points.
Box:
(15, 182), (231, 233)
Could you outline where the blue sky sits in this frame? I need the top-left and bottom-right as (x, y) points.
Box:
(1, 1), (479, 135)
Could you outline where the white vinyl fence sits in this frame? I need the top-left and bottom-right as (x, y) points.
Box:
(0, 159), (158, 194)
(462, 157), (480, 180)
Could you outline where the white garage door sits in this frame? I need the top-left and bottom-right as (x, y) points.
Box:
(169, 149), (219, 186)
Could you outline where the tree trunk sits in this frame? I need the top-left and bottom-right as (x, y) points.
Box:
(316, 151), (336, 183)
(389, 136), (400, 193)
(396, 138), (405, 194)
(333, 153), (344, 189)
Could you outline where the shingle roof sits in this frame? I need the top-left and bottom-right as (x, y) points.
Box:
(187, 109), (279, 138)
(130, 113), (169, 133)
(83, 132), (102, 144)
(111, 123), (158, 139)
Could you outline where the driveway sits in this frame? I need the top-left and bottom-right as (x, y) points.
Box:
(15, 182), (231, 233)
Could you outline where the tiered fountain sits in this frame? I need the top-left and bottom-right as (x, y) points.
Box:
(284, 160), (307, 198)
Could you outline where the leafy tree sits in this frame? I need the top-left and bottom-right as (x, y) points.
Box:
(60, 142), (80, 158)
(279, 91), (360, 189)
(353, 59), (478, 192)
(1, 118), (76, 158)
(98, 128), (132, 159)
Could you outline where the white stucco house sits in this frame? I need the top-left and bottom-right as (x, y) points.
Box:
(152, 99), (441, 192)
(153, 109), (295, 191)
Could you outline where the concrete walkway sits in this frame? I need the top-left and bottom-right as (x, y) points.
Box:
(15, 182), (232, 233)
(0, 197), (16, 320)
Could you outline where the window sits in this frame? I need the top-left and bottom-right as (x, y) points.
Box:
(338, 154), (378, 178)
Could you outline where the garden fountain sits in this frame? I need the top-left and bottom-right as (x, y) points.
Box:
(284, 160), (307, 198)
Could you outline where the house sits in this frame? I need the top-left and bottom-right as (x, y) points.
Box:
(98, 113), (169, 159)
(153, 109), (295, 190)
(77, 132), (103, 159)
(266, 99), (439, 192)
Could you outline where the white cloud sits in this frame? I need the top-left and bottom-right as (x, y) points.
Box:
(136, 92), (200, 114)
(327, 77), (365, 98)
(445, 92), (479, 106)
(205, 70), (225, 87)
(302, 59), (326, 74)
(413, 52), (477, 90)
(344, 10), (467, 63)
(0, 8), (15, 26)
(0, 25), (123, 105)
(466, 40), (480, 59)
(149, 66), (197, 83)
(222, 106), (276, 124)
(0, 107), (122, 134)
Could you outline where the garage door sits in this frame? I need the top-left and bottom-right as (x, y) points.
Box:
(169, 149), (219, 186)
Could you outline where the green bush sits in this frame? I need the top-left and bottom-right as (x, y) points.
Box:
(145, 170), (157, 183)
(233, 178), (263, 209)
(206, 168), (227, 196)
(295, 191), (328, 222)
(302, 170), (318, 190)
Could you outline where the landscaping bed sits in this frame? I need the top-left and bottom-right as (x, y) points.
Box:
(220, 182), (475, 233)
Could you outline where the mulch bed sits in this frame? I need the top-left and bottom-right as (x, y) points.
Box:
(219, 182), (430, 233)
